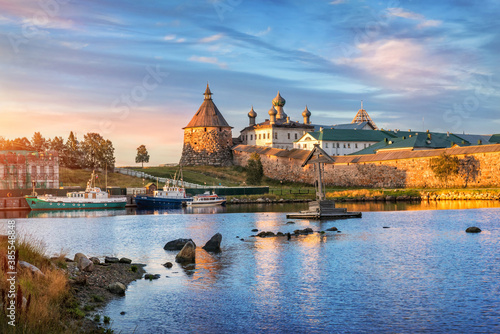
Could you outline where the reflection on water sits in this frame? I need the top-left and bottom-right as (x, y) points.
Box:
(338, 200), (500, 212)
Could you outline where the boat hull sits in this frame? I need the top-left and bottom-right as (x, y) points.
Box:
(25, 197), (127, 211)
(135, 195), (192, 208)
(187, 199), (226, 206)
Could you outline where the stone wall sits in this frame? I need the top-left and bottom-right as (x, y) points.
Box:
(233, 145), (500, 188)
(180, 127), (233, 166)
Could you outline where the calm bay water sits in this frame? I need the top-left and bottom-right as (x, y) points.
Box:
(2, 204), (500, 333)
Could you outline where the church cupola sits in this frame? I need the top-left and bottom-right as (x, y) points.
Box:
(248, 106), (257, 126)
(272, 91), (287, 120)
(268, 106), (277, 125)
(302, 105), (311, 124)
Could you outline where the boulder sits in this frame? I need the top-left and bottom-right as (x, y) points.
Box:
(175, 241), (196, 263)
(107, 282), (126, 295)
(203, 233), (222, 252)
(286, 221), (295, 224)
(164, 238), (196, 251)
(251, 229), (258, 232)
(119, 257), (132, 264)
(163, 262), (173, 268)
(466, 227), (482, 233)
(326, 227), (338, 231)
(104, 256), (119, 264)
(18, 261), (45, 276)
(78, 257), (94, 272)
(89, 257), (100, 265)
(74, 253), (87, 263)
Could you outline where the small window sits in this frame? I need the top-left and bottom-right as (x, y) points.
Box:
(268, 133), (270, 139)
(364, 143), (367, 148)
(275, 133), (278, 139)
(259, 134), (261, 140)
(355, 144), (358, 148)
(288, 133), (290, 139)
(250, 134), (253, 140)
(337, 143), (339, 148)
(326, 143), (328, 148)
(295, 133), (298, 139)
(348, 143), (350, 148)
(204, 128), (207, 132)
(343, 143), (346, 148)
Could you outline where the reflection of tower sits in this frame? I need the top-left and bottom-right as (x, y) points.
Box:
(272, 91), (287, 121)
(180, 84), (233, 166)
(351, 100), (378, 130)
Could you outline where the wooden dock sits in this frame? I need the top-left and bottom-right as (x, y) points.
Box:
(286, 200), (361, 220)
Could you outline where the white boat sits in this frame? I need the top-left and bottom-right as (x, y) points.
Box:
(187, 191), (226, 206)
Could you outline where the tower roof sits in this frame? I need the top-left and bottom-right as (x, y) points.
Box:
(184, 84), (231, 128)
(268, 106), (277, 116)
(351, 101), (378, 130)
(272, 91), (286, 107)
(248, 106), (257, 118)
(302, 105), (311, 117)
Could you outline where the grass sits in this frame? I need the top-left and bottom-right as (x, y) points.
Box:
(60, 167), (145, 188)
(0, 235), (77, 333)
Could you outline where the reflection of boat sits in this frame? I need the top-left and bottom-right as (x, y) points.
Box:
(28, 209), (127, 219)
(26, 171), (127, 211)
(187, 192), (226, 206)
(135, 183), (193, 208)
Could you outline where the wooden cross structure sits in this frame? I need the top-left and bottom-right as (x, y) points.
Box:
(301, 144), (335, 201)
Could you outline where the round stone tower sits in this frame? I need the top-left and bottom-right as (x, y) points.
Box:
(180, 84), (233, 166)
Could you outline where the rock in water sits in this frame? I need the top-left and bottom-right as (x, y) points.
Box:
(466, 227), (482, 233)
(119, 257), (132, 264)
(107, 282), (126, 295)
(164, 238), (196, 251)
(326, 227), (338, 231)
(203, 233), (222, 252)
(105, 256), (119, 263)
(163, 262), (173, 268)
(175, 241), (196, 263)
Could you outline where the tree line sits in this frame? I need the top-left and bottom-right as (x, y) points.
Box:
(0, 132), (116, 171)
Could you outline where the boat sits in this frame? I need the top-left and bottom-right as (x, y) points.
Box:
(186, 191), (226, 206)
(26, 171), (127, 211)
(134, 182), (193, 208)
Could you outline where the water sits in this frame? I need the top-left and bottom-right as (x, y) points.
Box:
(3, 206), (500, 333)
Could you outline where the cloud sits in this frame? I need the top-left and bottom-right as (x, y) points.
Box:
(387, 7), (442, 30)
(199, 33), (223, 43)
(330, 0), (346, 4)
(255, 26), (271, 37)
(188, 56), (227, 68)
(163, 34), (176, 41)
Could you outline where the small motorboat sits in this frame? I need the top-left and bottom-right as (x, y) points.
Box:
(186, 191), (226, 206)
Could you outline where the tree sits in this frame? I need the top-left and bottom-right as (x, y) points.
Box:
(63, 131), (81, 168)
(11, 137), (32, 150)
(135, 145), (150, 168)
(429, 153), (459, 184)
(31, 132), (47, 152)
(81, 133), (115, 171)
(246, 152), (264, 185)
(49, 136), (65, 153)
(459, 155), (480, 188)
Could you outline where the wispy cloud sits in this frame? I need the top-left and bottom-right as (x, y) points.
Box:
(189, 55), (227, 68)
(387, 7), (442, 29)
(199, 33), (223, 43)
(255, 26), (271, 37)
(330, 0), (346, 5)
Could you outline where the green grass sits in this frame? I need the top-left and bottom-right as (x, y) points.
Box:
(60, 168), (145, 188)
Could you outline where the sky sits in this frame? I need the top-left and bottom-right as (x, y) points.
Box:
(0, 0), (499, 165)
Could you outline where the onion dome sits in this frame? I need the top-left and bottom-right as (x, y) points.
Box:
(268, 106), (277, 116)
(302, 105), (311, 117)
(272, 91), (286, 107)
(248, 106), (257, 118)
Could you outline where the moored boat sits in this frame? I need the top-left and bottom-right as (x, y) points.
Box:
(135, 183), (193, 208)
(187, 191), (226, 206)
(25, 171), (127, 211)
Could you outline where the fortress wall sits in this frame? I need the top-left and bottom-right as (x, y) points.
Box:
(233, 145), (500, 188)
(180, 127), (233, 166)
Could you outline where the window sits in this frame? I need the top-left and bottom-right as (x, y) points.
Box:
(364, 143), (367, 148)
(355, 144), (358, 148)
(337, 143), (339, 148)
(288, 133), (290, 139)
(343, 143), (346, 148)
(326, 143), (329, 148)
(275, 132), (278, 139)
(204, 128), (207, 132)
(298, 144), (301, 148)
(268, 133), (270, 139)
(348, 143), (351, 148)
(250, 134), (253, 140)
(259, 134), (261, 140)
(295, 133), (298, 139)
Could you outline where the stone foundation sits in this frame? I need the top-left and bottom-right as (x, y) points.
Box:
(180, 127), (233, 166)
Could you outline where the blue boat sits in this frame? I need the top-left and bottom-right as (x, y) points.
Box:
(135, 183), (193, 208)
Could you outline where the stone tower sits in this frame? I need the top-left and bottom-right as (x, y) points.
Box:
(180, 84), (233, 166)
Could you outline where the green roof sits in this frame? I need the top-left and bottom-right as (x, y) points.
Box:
(489, 134), (500, 143)
(304, 129), (396, 142)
